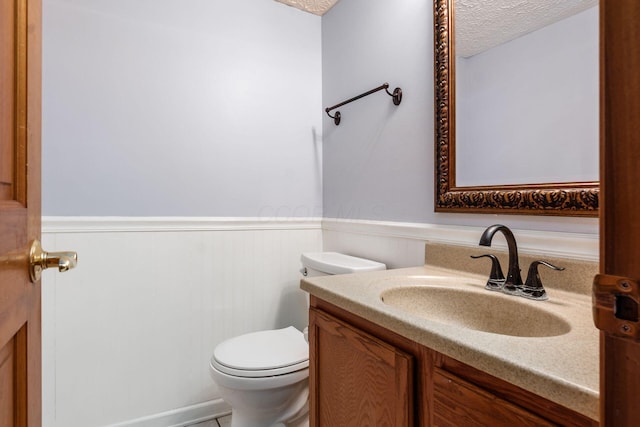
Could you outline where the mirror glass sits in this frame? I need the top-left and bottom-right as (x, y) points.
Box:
(454, 0), (598, 187)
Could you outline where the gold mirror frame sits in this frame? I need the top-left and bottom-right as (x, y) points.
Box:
(433, 0), (599, 217)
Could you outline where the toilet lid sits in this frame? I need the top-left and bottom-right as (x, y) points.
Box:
(212, 326), (309, 378)
(301, 252), (386, 275)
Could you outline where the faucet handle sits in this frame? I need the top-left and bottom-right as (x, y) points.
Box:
(521, 261), (565, 301)
(470, 254), (505, 291)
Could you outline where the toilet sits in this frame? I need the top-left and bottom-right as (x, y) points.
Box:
(209, 252), (386, 427)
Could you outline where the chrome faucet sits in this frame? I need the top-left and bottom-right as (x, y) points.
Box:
(478, 224), (522, 295)
(475, 224), (564, 301)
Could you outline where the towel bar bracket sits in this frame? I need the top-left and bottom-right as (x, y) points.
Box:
(386, 86), (403, 106)
(326, 110), (342, 125)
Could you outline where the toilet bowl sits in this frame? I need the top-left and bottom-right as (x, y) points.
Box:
(210, 327), (309, 427)
(209, 252), (386, 427)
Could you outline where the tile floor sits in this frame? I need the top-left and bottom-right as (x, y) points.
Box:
(189, 414), (231, 427)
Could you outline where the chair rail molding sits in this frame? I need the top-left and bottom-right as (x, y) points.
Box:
(42, 216), (323, 233)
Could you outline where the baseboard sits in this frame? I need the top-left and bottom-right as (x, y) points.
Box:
(322, 218), (599, 261)
(107, 399), (231, 427)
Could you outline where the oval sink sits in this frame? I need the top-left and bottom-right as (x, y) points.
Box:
(380, 286), (571, 337)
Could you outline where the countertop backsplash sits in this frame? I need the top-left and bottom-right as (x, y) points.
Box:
(425, 242), (598, 296)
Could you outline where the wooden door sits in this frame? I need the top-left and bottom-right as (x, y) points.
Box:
(600, 1), (640, 426)
(0, 0), (42, 426)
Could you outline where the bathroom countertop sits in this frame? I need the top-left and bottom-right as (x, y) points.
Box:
(300, 264), (599, 421)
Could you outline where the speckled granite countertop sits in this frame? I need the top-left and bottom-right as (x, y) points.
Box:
(301, 263), (599, 421)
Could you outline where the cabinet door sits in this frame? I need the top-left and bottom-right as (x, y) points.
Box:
(433, 368), (555, 427)
(309, 308), (414, 426)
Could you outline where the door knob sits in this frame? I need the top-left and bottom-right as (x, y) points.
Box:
(29, 239), (78, 282)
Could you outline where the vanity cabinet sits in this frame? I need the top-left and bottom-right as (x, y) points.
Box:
(308, 297), (598, 427)
(432, 369), (554, 426)
(309, 306), (414, 425)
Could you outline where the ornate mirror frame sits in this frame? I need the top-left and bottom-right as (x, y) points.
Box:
(433, 0), (599, 216)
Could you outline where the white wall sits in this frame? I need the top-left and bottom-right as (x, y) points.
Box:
(42, 0), (322, 217)
(42, 218), (322, 427)
(321, 0), (598, 235)
(322, 218), (598, 273)
(41, 1), (323, 425)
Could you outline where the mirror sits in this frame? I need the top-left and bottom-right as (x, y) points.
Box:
(434, 0), (599, 216)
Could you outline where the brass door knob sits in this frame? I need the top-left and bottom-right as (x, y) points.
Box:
(29, 239), (78, 282)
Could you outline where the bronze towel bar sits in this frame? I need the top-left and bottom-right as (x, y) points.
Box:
(324, 82), (402, 125)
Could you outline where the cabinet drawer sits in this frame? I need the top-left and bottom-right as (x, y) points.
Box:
(433, 368), (556, 426)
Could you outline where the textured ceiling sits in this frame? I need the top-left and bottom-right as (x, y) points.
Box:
(456, 0), (598, 57)
(275, 0), (339, 16)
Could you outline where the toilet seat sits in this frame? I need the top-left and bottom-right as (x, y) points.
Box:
(212, 326), (309, 378)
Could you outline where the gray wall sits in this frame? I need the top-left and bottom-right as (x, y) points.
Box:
(322, 0), (598, 234)
(42, 0), (322, 217)
(43, 0), (599, 235)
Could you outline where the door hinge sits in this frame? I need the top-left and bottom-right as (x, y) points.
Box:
(593, 274), (640, 341)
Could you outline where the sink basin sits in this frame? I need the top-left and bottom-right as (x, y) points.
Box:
(380, 286), (571, 337)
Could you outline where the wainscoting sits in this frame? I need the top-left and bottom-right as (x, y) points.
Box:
(41, 217), (322, 427)
(41, 217), (597, 426)
(322, 218), (599, 269)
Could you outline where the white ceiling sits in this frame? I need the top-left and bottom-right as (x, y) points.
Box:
(455, 0), (597, 57)
(273, 0), (597, 56)
(275, 0), (339, 16)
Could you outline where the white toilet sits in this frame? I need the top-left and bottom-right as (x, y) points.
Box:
(209, 252), (386, 427)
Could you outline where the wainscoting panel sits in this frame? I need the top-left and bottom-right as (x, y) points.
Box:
(41, 217), (322, 427)
(41, 217), (597, 426)
(321, 218), (599, 269)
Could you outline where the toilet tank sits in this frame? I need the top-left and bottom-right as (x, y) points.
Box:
(300, 252), (386, 277)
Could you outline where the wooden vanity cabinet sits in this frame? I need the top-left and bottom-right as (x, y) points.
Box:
(309, 307), (414, 425)
(309, 297), (598, 427)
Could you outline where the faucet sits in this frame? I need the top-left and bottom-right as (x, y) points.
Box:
(476, 224), (564, 301)
(478, 224), (522, 295)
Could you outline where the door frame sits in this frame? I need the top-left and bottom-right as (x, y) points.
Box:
(599, 1), (640, 425)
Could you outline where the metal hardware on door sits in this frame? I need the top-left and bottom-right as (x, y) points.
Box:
(593, 274), (640, 341)
(29, 239), (78, 283)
